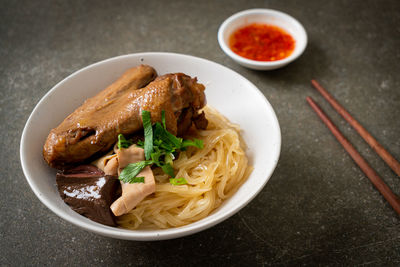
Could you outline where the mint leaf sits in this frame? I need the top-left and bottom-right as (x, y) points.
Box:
(170, 177), (188, 185)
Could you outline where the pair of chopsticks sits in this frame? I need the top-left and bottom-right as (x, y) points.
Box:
(307, 80), (400, 214)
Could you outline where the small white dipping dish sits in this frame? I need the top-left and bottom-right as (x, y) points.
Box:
(20, 52), (281, 241)
(218, 9), (307, 70)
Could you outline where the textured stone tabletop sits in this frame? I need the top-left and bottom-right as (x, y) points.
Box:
(1, 0), (399, 266)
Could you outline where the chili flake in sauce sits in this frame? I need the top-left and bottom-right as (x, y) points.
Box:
(229, 23), (295, 61)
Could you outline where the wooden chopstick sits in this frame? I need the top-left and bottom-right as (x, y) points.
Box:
(306, 96), (400, 214)
(311, 80), (400, 177)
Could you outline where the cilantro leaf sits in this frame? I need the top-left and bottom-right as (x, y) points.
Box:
(117, 134), (133, 149)
(161, 110), (166, 129)
(150, 151), (162, 165)
(130, 177), (145, 183)
(136, 139), (144, 148)
(169, 177), (188, 185)
(182, 139), (204, 149)
(142, 110), (153, 160)
(154, 122), (182, 149)
(161, 163), (175, 177)
(119, 161), (152, 183)
(129, 110), (205, 180)
(164, 153), (174, 165)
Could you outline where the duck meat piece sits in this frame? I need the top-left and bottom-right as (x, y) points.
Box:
(43, 64), (157, 168)
(44, 70), (207, 169)
(56, 166), (120, 226)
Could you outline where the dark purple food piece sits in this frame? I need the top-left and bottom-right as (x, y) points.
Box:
(56, 168), (119, 226)
(61, 164), (105, 177)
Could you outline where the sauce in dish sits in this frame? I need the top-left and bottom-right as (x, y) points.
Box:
(229, 23), (295, 61)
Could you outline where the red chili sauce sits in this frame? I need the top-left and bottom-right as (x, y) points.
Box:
(229, 23), (295, 61)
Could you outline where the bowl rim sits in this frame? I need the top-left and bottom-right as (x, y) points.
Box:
(20, 52), (281, 240)
(218, 8), (308, 67)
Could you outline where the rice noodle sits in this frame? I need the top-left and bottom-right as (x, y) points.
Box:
(115, 106), (252, 229)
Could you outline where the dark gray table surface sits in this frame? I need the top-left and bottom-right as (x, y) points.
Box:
(1, 0), (399, 266)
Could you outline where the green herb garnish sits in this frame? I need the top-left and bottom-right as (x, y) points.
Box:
(119, 161), (152, 183)
(161, 110), (166, 129)
(182, 139), (204, 149)
(142, 110), (153, 160)
(160, 163), (175, 178)
(117, 134), (133, 149)
(118, 110), (204, 184)
(130, 177), (145, 183)
(169, 177), (188, 185)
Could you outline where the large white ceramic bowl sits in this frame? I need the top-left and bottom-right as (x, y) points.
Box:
(20, 52), (281, 240)
(218, 9), (307, 70)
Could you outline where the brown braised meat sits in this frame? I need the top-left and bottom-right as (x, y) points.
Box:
(43, 64), (157, 168)
(43, 68), (207, 168)
(56, 165), (120, 226)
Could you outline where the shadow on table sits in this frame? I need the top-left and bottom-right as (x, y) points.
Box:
(246, 41), (332, 89)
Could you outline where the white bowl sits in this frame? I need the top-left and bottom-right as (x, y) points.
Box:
(20, 52), (281, 240)
(218, 9), (307, 70)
